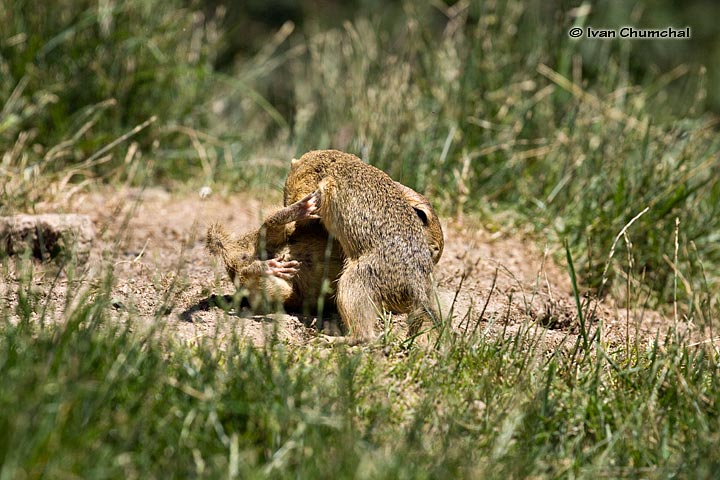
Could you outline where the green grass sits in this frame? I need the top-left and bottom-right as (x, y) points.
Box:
(3, 0), (720, 477)
(2, 257), (720, 478)
(287, 2), (720, 305)
(3, 0), (718, 303)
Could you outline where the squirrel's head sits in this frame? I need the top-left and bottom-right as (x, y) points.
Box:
(394, 182), (444, 264)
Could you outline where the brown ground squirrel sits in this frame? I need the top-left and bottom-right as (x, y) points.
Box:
(206, 180), (443, 318)
(268, 149), (440, 343)
(206, 216), (343, 314)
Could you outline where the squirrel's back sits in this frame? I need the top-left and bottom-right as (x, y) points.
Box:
(284, 150), (431, 268)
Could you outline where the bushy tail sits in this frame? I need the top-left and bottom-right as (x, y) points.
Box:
(206, 222), (232, 260)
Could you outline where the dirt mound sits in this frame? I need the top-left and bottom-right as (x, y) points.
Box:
(1, 187), (682, 349)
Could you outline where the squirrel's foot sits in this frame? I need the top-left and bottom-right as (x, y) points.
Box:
(294, 191), (320, 220)
(265, 258), (300, 280)
(265, 192), (321, 225)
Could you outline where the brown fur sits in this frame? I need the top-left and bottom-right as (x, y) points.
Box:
(206, 181), (443, 320)
(206, 217), (343, 313)
(270, 149), (440, 343)
(393, 181), (444, 264)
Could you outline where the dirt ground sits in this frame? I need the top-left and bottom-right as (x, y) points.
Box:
(2, 186), (687, 350)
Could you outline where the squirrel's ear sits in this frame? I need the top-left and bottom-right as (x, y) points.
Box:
(413, 207), (429, 226)
(394, 181), (426, 205)
(290, 158), (299, 168)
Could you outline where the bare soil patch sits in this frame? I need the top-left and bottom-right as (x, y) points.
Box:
(2, 187), (686, 349)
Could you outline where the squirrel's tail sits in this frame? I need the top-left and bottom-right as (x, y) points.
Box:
(206, 222), (232, 259)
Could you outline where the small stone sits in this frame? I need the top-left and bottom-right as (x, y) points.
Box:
(110, 298), (125, 310)
(199, 186), (212, 199)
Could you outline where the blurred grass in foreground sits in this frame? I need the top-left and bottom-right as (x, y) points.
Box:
(1, 255), (720, 478)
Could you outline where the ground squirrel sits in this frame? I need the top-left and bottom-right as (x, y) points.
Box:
(206, 179), (443, 319)
(268, 149), (440, 343)
(206, 216), (343, 313)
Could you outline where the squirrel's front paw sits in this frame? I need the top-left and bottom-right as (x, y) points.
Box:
(294, 191), (320, 220)
(265, 259), (300, 280)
